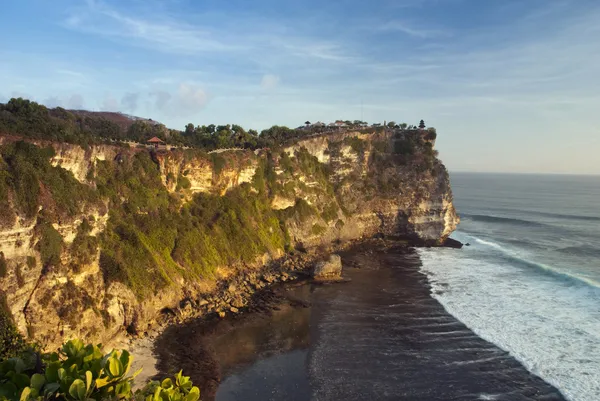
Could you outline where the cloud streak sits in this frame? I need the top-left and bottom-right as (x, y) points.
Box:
(63, 0), (353, 64)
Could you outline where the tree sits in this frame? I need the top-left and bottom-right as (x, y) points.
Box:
(387, 121), (397, 128)
(305, 121), (311, 126)
(399, 123), (408, 130)
(419, 120), (426, 129)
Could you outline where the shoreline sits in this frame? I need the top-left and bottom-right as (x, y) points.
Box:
(133, 239), (565, 400)
(126, 240), (350, 389)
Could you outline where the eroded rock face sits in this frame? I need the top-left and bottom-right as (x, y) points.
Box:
(313, 255), (343, 279)
(0, 129), (459, 349)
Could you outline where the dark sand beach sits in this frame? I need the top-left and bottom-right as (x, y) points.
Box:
(154, 241), (565, 401)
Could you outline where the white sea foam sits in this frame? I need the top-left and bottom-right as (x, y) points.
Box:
(418, 236), (600, 401)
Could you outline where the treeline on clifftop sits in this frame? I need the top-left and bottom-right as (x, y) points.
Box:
(0, 98), (318, 150)
(0, 98), (430, 151)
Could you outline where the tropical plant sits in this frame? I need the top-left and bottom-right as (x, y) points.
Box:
(0, 340), (200, 401)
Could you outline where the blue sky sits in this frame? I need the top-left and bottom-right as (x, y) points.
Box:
(1, 0), (600, 174)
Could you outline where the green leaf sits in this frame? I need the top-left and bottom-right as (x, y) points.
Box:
(85, 371), (93, 393)
(30, 374), (45, 391)
(69, 379), (86, 401)
(45, 363), (60, 383)
(152, 386), (162, 401)
(43, 382), (60, 395)
(119, 350), (131, 375)
(183, 387), (200, 401)
(108, 357), (123, 378)
(19, 387), (31, 401)
(12, 373), (31, 389)
(0, 382), (18, 398)
(160, 378), (172, 389)
(115, 381), (131, 398)
(94, 376), (112, 389)
(11, 359), (25, 375)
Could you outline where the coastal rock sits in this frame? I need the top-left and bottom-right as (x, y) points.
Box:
(443, 238), (464, 249)
(313, 254), (343, 279)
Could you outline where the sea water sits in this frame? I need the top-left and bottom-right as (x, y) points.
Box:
(419, 173), (600, 401)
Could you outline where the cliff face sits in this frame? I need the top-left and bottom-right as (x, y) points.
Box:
(0, 129), (458, 349)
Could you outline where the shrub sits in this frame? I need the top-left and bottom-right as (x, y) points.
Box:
(0, 253), (6, 278)
(394, 137), (416, 156)
(0, 294), (26, 360)
(343, 136), (366, 155)
(15, 265), (24, 288)
(320, 203), (339, 223)
(0, 339), (201, 401)
(176, 175), (191, 191)
(211, 154), (226, 176)
(71, 220), (99, 268)
(311, 224), (326, 236)
(425, 128), (437, 141)
(35, 220), (63, 268)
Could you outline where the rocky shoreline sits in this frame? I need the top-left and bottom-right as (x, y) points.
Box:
(131, 238), (566, 401)
(127, 237), (462, 391)
(126, 239), (361, 388)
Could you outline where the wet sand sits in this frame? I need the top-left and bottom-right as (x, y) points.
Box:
(153, 241), (565, 401)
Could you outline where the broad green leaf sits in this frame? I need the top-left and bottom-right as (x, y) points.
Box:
(11, 358), (25, 374)
(0, 382), (18, 398)
(119, 350), (131, 375)
(95, 376), (112, 389)
(12, 373), (31, 389)
(108, 357), (123, 378)
(69, 379), (86, 401)
(45, 363), (60, 383)
(115, 381), (131, 397)
(85, 371), (93, 392)
(30, 374), (45, 391)
(43, 382), (60, 395)
(153, 385), (162, 401)
(160, 378), (172, 389)
(183, 387), (200, 401)
(19, 387), (31, 401)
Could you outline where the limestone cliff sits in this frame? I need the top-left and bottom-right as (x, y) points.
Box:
(0, 129), (458, 349)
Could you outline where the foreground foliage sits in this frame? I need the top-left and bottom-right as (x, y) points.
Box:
(0, 340), (200, 401)
(0, 296), (26, 361)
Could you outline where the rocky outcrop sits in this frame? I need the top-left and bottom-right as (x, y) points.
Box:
(313, 255), (343, 280)
(0, 128), (459, 350)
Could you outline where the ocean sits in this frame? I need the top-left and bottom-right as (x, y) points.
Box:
(419, 173), (600, 401)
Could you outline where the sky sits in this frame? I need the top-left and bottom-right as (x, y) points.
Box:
(1, 0), (600, 174)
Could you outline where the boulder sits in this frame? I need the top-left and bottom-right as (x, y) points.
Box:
(313, 254), (343, 279)
(442, 238), (463, 249)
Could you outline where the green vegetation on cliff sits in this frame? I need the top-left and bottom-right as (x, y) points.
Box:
(92, 151), (289, 299)
(0, 294), (26, 360)
(0, 141), (96, 222)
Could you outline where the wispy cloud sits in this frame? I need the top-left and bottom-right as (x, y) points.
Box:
(377, 20), (451, 38)
(63, 0), (354, 65)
